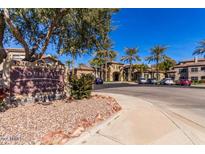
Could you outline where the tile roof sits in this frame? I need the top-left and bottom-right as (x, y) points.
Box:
(174, 62), (205, 68)
(76, 65), (95, 71)
(173, 58), (205, 68)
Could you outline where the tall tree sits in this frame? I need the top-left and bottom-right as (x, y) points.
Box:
(193, 39), (205, 57)
(3, 8), (70, 61)
(95, 49), (117, 81)
(65, 60), (72, 81)
(2, 9), (118, 62)
(158, 56), (176, 77)
(133, 63), (149, 78)
(66, 60), (72, 71)
(146, 45), (167, 81)
(121, 48), (141, 81)
(56, 9), (118, 78)
(89, 57), (105, 79)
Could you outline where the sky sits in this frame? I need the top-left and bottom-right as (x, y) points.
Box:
(5, 8), (205, 66)
(75, 8), (205, 66)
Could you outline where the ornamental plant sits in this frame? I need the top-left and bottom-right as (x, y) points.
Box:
(70, 74), (94, 100)
(0, 88), (8, 112)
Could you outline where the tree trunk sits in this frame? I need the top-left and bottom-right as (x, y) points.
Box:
(0, 11), (7, 64)
(3, 8), (30, 60)
(39, 20), (56, 59)
(104, 58), (108, 82)
(100, 64), (104, 80)
(156, 59), (159, 81)
(94, 67), (97, 78)
(0, 11), (5, 48)
(128, 63), (132, 81)
(71, 56), (75, 77)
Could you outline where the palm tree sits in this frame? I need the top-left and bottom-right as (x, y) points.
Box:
(145, 45), (167, 81)
(133, 63), (149, 78)
(158, 56), (176, 77)
(59, 47), (85, 77)
(96, 50), (117, 81)
(193, 40), (205, 57)
(65, 60), (72, 81)
(66, 60), (72, 71)
(89, 57), (104, 79)
(121, 48), (141, 81)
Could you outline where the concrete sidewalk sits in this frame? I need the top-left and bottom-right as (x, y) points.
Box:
(68, 93), (194, 145)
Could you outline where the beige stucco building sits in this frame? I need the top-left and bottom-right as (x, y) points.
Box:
(107, 62), (124, 81)
(74, 61), (165, 82)
(167, 58), (205, 81)
(73, 64), (95, 78)
(0, 48), (26, 87)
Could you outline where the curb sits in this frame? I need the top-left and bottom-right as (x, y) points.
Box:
(66, 110), (122, 144)
(94, 83), (205, 90)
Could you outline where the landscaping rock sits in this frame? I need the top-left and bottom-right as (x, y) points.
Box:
(70, 126), (85, 137)
(0, 95), (121, 144)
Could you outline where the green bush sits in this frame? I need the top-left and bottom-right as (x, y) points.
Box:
(0, 100), (7, 112)
(191, 80), (205, 85)
(70, 74), (94, 100)
(200, 80), (205, 84)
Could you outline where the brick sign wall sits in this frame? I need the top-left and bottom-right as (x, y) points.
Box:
(9, 60), (65, 101)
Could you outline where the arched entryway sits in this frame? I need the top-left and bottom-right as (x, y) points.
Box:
(113, 72), (120, 81)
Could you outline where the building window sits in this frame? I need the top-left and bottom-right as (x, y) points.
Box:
(201, 76), (205, 80)
(191, 67), (198, 72)
(191, 76), (198, 81)
(201, 67), (205, 71)
(179, 68), (187, 73)
(180, 76), (188, 80)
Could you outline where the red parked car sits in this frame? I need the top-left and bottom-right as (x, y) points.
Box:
(176, 79), (192, 86)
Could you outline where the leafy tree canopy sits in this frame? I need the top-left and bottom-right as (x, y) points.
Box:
(0, 8), (118, 63)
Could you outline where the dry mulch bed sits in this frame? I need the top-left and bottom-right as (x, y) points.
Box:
(0, 94), (121, 145)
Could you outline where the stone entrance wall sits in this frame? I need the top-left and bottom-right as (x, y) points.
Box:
(4, 60), (65, 103)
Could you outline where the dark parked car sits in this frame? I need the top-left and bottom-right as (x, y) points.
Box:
(176, 79), (192, 86)
(147, 78), (157, 84)
(95, 78), (103, 84)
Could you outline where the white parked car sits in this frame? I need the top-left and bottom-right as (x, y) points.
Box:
(138, 77), (147, 84)
(160, 78), (174, 85)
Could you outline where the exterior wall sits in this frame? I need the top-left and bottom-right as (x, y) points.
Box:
(75, 69), (95, 78)
(169, 66), (205, 81)
(188, 66), (205, 80)
(137, 72), (165, 80)
(168, 59), (205, 81)
(173, 67), (189, 81)
(167, 72), (176, 80)
(107, 63), (123, 81)
(7, 51), (25, 61)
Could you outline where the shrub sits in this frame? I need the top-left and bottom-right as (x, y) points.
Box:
(0, 88), (8, 112)
(69, 74), (94, 100)
(0, 100), (7, 112)
(192, 80), (199, 85)
(200, 80), (205, 84)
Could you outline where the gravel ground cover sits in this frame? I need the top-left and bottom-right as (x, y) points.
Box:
(0, 94), (121, 145)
